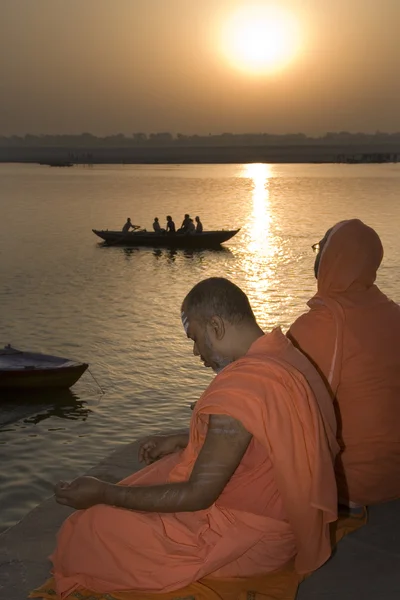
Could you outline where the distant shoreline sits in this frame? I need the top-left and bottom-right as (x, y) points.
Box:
(1, 144), (399, 165)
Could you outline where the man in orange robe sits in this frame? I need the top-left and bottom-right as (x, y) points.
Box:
(52, 278), (338, 599)
(288, 219), (400, 507)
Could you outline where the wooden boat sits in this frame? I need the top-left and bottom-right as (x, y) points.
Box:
(92, 229), (240, 249)
(39, 161), (73, 167)
(0, 345), (88, 390)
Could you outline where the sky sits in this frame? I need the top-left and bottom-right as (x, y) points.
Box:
(0, 0), (399, 136)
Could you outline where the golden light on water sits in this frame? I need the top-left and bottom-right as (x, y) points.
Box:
(243, 163), (273, 255)
(220, 5), (301, 75)
(238, 163), (281, 327)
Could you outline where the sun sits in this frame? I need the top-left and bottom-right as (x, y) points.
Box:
(220, 5), (301, 75)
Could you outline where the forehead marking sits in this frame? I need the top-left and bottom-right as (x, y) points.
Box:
(181, 311), (189, 334)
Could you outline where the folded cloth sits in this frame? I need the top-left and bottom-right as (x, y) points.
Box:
(30, 509), (367, 600)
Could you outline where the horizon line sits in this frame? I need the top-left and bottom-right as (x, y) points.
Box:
(2, 131), (400, 139)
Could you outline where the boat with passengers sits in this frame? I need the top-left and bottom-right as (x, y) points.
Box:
(92, 228), (240, 249)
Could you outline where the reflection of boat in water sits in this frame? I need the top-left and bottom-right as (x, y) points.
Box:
(92, 229), (240, 249)
(120, 246), (234, 260)
(0, 345), (88, 390)
(153, 246), (234, 260)
(0, 388), (91, 427)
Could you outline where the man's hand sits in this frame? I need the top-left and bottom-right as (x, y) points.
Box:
(138, 433), (189, 465)
(53, 417), (252, 514)
(54, 476), (107, 509)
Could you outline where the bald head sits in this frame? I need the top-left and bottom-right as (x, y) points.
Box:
(181, 278), (263, 374)
(182, 277), (256, 327)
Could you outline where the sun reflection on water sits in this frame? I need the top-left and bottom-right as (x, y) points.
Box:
(243, 163), (273, 255)
(239, 163), (284, 329)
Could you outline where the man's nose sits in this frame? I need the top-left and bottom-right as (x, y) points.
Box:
(193, 343), (200, 357)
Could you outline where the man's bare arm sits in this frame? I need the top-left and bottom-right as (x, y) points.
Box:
(103, 414), (252, 512)
(138, 430), (190, 464)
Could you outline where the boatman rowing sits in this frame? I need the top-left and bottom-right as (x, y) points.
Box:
(122, 217), (139, 233)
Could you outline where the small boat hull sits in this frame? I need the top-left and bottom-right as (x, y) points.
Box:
(92, 229), (240, 249)
(0, 347), (88, 390)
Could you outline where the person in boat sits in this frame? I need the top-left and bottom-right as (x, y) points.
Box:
(122, 218), (136, 233)
(178, 213), (191, 233)
(51, 277), (338, 598)
(153, 217), (164, 234)
(166, 215), (176, 233)
(287, 219), (400, 508)
(186, 218), (196, 234)
(195, 216), (203, 233)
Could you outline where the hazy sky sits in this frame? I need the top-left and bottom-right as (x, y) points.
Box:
(1, 0), (399, 136)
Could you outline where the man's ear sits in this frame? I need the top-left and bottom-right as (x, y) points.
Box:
(207, 316), (225, 341)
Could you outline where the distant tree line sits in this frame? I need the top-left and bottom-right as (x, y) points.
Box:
(1, 131), (400, 148)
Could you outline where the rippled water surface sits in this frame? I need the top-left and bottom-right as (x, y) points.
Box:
(1, 162), (400, 531)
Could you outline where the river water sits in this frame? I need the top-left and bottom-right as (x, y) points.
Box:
(1, 162), (399, 532)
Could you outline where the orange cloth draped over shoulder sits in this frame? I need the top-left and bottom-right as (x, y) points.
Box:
(288, 219), (400, 506)
(50, 329), (338, 600)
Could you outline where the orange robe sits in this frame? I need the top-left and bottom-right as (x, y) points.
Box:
(51, 329), (338, 599)
(288, 219), (400, 506)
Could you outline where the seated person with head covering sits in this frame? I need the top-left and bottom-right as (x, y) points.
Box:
(288, 219), (400, 509)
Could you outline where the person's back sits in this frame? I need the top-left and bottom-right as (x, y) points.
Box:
(153, 217), (161, 233)
(186, 218), (195, 233)
(288, 219), (400, 506)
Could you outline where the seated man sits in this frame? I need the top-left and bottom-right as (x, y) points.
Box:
(51, 278), (338, 598)
(178, 213), (191, 233)
(288, 219), (400, 507)
(186, 217), (196, 233)
(153, 217), (164, 233)
(195, 215), (203, 233)
(122, 217), (136, 233)
(166, 215), (176, 233)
